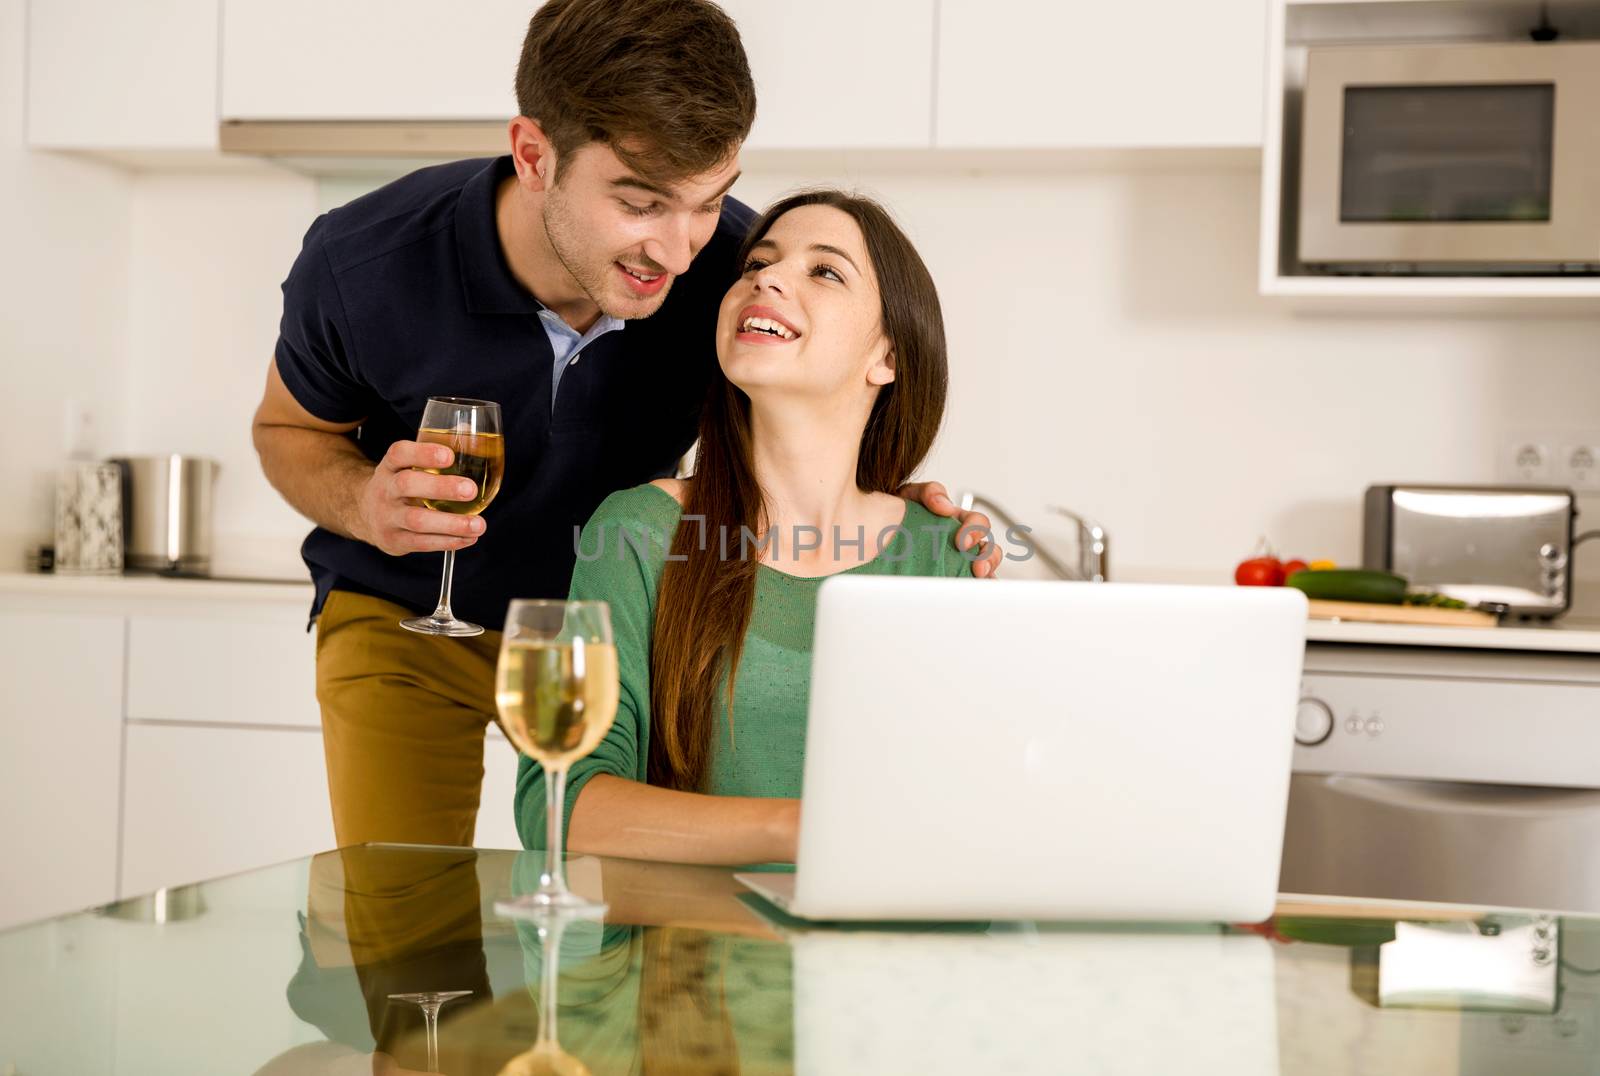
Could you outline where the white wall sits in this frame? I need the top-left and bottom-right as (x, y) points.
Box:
(112, 155), (1600, 605)
(731, 161), (1600, 599)
(0, 0), (133, 567)
(0, 123), (1573, 598)
(122, 169), (316, 576)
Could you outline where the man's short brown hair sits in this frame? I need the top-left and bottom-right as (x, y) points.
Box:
(515, 0), (756, 184)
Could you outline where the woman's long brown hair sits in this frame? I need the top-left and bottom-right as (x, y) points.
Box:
(647, 190), (949, 792)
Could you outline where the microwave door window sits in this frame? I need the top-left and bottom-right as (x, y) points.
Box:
(1339, 84), (1555, 223)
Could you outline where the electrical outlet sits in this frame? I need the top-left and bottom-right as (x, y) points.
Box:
(1561, 440), (1600, 492)
(1504, 435), (1554, 483)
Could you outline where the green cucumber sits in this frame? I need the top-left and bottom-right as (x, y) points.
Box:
(1286, 569), (1408, 605)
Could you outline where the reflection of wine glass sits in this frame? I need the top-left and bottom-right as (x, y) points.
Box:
(386, 989), (473, 1072)
(498, 912), (592, 1076)
(400, 396), (505, 638)
(494, 600), (617, 919)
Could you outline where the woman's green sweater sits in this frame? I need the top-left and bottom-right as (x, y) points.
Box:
(515, 483), (970, 848)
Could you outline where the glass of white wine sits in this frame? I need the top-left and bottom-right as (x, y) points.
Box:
(400, 396), (505, 638)
(494, 599), (618, 918)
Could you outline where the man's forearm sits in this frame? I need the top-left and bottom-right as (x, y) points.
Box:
(253, 423), (375, 542)
(567, 773), (799, 866)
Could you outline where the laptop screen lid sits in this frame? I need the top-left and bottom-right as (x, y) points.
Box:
(792, 577), (1307, 922)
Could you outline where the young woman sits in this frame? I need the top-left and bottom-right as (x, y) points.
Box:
(514, 190), (974, 864)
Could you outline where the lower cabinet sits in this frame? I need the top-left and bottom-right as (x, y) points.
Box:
(121, 723), (335, 896)
(0, 610), (124, 929)
(121, 724), (528, 895)
(0, 589), (532, 926)
(478, 728), (525, 849)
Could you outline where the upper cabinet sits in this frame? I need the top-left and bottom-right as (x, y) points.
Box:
(720, 0), (935, 150)
(29, 0), (1269, 160)
(935, 0), (1267, 149)
(26, 0), (219, 150)
(219, 0), (530, 120)
(220, 0), (934, 148)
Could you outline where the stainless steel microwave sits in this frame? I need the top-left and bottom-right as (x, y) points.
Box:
(1299, 42), (1600, 273)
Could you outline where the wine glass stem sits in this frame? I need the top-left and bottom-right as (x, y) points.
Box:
(539, 917), (566, 1047)
(430, 548), (459, 621)
(541, 766), (569, 897)
(421, 1002), (442, 1072)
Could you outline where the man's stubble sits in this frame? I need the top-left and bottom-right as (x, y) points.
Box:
(541, 189), (671, 323)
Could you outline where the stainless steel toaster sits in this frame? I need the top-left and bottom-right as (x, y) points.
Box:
(1363, 484), (1577, 619)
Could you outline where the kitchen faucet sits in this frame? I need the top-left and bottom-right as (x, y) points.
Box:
(956, 491), (1109, 582)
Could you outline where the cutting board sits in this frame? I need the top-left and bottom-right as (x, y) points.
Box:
(1307, 599), (1499, 629)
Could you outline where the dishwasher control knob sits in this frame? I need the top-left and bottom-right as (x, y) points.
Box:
(1295, 698), (1335, 746)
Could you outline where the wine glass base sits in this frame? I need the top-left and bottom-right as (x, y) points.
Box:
(495, 892), (608, 921)
(387, 990), (475, 1007)
(400, 615), (485, 638)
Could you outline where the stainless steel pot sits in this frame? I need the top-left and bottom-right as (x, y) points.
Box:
(114, 455), (219, 575)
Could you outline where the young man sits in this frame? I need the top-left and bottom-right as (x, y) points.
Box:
(252, 0), (996, 850)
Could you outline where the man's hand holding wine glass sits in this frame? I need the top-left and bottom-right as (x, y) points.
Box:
(351, 439), (488, 557)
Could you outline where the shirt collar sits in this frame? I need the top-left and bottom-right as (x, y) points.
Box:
(538, 306), (626, 350)
(455, 155), (551, 317)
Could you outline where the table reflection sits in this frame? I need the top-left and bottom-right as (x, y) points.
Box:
(8, 846), (1600, 1074)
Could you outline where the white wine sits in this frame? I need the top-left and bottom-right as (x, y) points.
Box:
(496, 640), (620, 767)
(415, 427), (505, 515)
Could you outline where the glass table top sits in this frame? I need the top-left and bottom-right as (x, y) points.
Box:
(2, 844), (1598, 1075)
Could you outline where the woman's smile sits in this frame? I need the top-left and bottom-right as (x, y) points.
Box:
(735, 304), (802, 344)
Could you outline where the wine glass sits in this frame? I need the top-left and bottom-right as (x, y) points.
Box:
(386, 989), (473, 1072)
(497, 911), (593, 1076)
(494, 600), (618, 918)
(400, 396), (505, 638)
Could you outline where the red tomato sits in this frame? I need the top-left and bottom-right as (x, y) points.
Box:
(1282, 559), (1309, 579)
(1235, 557), (1286, 587)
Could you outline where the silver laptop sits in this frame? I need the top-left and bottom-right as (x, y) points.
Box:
(737, 577), (1307, 922)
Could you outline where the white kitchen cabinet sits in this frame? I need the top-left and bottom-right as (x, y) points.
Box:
(479, 729), (525, 849)
(120, 723), (334, 896)
(0, 611), (124, 929)
(120, 722), (526, 895)
(220, 0), (532, 120)
(126, 611), (318, 728)
(222, 0), (937, 148)
(721, 0), (935, 149)
(935, 0), (1267, 149)
(26, 0), (219, 150)
(1, 575), (528, 923)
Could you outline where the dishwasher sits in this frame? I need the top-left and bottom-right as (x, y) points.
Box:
(1280, 641), (1600, 913)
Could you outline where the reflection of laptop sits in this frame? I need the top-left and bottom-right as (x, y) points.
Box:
(789, 929), (1279, 1076)
(737, 577), (1307, 922)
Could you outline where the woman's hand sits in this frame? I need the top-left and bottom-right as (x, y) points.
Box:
(899, 480), (1002, 578)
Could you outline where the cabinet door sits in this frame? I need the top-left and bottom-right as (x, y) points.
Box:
(220, 0), (532, 120)
(935, 0), (1266, 148)
(0, 612), (123, 928)
(26, 0), (219, 149)
(477, 728), (524, 849)
(120, 724), (335, 896)
(122, 723), (525, 894)
(126, 610), (318, 728)
(720, 0), (935, 149)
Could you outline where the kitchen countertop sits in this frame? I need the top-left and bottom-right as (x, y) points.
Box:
(1, 844), (1595, 1075)
(9, 569), (1600, 653)
(0, 569), (311, 604)
(1306, 613), (1600, 654)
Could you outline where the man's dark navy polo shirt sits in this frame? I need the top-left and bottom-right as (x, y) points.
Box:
(274, 155), (757, 631)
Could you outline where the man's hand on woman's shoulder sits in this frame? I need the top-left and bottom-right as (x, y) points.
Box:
(898, 480), (1001, 578)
